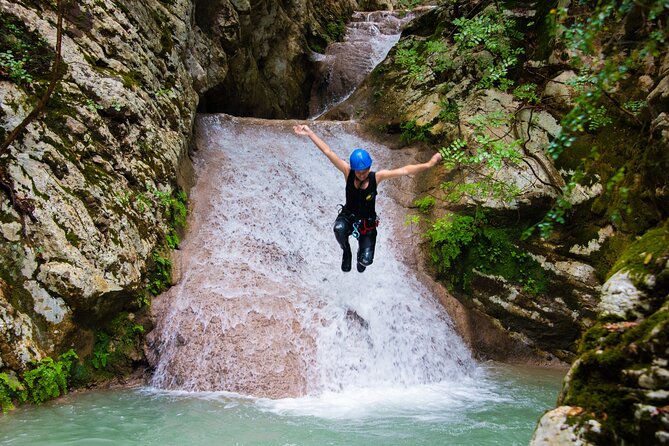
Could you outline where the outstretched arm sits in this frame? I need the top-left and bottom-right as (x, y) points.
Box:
(375, 152), (442, 183)
(293, 124), (350, 178)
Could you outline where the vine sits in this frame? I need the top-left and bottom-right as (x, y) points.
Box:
(524, 0), (668, 238)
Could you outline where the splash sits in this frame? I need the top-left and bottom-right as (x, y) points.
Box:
(147, 115), (475, 399)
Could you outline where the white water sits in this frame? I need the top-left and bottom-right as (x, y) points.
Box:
(147, 115), (477, 408)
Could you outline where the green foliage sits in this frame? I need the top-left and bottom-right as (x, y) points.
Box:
(512, 83), (539, 104)
(439, 138), (467, 169)
(437, 112), (524, 204)
(133, 292), (151, 309)
(467, 227), (549, 295)
(394, 38), (427, 80)
(148, 251), (172, 295)
(325, 20), (346, 43)
(439, 178), (520, 205)
(394, 35), (453, 82)
(622, 100), (645, 114)
(0, 12), (54, 85)
(414, 196), (436, 213)
(140, 185), (188, 249)
(0, 373), (24, 413)
(438, 99), (459, 124)
(22, 350), (78, 405)
(90, 314), (145, 373)
(399, 119), (432, 143)
(91, 332), (111, 370)
(397, 0), (422, 9)
(426, 213), (549, 294)
(426, 214), (478, 272)
(453, 8), (523, 90)
(0, 51), (32, 85)
(527, 0), (668, 237)
(424, 39), (454, 75)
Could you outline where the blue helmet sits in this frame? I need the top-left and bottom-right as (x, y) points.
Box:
(349, 148), (372, 170)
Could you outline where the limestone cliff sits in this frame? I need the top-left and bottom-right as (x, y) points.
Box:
(0, 0), (357, 376)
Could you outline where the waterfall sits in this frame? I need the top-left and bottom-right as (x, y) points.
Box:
(147, 116), (476, 399)
(308, 10), (422, 118)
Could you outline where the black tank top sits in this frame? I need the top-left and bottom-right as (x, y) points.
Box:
(345, 171), (377, 219)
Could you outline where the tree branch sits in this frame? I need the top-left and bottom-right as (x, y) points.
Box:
(0, 0), (65, 155)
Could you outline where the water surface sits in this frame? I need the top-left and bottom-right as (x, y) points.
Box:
(0, 363), (562, 446)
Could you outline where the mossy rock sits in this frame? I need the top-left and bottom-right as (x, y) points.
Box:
(608, 223), (669, 285)
(560, 303), (669, 444)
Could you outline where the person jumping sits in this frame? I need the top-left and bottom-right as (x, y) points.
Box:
(293, 124), (443, 273)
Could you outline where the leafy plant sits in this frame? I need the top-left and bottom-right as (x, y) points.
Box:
(394, 38), (428, 80)
(148, 251), (172, 295)
(325, 20), (346, 43)
(91, 332), (111, 370)
(22, 350), (78, 405)
(426, 213), (549, 294)
(400, 119), (432, 143)
(525, 0), (668, 238)
(0, 12), (54, 84)
(437, 111), (525, 204)
(0, 51), (32, 84)
(438, 99), (459, 124)
(426, 213), (478, 272)
(414, 196), (436, 213)
(513, 83), (540, 104)
(453, 8), (523, 90)
(0, 373), (24, 413)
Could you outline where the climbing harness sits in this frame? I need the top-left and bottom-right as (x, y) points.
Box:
(352, 217), (379, 239)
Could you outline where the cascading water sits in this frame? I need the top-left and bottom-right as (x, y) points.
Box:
(308, 10), (426, 118)
(147, 116), (476, 401)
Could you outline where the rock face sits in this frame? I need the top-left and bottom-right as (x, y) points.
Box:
(540, 227), (669, 445)
(0, 0), (357, 373)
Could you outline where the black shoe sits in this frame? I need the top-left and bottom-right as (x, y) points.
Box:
(341, 249), (352, 272)
(357, 262), (366, 273)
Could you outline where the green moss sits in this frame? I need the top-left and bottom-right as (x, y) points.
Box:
(607, 225), (669, 282)
(0, 373), (24, 413)
(121, 69), (144, 89)
(590, 233), (632, 282)
(325, 20), (346, 43)
(563, 306), (669, 443)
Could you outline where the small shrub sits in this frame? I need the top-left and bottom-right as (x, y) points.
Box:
(0, 373), (24, 413)
(414, 196), (436, 213)
(400, 119), (432, 143)
(23, 350), (78, 405)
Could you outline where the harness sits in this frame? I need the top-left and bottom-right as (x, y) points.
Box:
(352, 216), (380, 239)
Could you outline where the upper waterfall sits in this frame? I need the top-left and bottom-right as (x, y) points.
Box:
(146, 115), (475, 398)
(308, 10), (421, 118)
